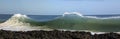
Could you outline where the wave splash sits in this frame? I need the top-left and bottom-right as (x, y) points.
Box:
(63, 12), (83, 17)
(0, 14), (30, 26)
(63, 12), (120, 19)
(0, 14), (51, 31)
(46, 12), (120, 32)
(0, 12), (120, 32)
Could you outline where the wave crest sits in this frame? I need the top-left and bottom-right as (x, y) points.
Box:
(0, 12), (120, 31)
(62, 12), (120, 19)
(0, 14), (30, 26)
(63, 12), (83, 17)
(0, 14), (52, 31)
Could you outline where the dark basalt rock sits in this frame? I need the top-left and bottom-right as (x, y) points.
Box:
(0, 30), (119, 39)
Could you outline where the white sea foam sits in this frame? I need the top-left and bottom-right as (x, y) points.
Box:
(63, 12), (120, 19)
(12, 13), (28, 18)
(85, 16), (120, 19)
(63, 12), (83, 17)
(0, 14), (32, 31)
(57, 29), (108, 35)
(0, 14), (30, 26)
(0, 14), (52, 31)
(0, 13), (120, 33)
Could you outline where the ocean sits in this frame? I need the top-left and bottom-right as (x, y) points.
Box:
(0, 12), (120, 32)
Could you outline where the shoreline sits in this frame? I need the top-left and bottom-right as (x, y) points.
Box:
(0, 29), (119, 35)
(0, 30), (119, 39)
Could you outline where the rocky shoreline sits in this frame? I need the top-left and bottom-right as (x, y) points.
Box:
(0, 30), (119, 39)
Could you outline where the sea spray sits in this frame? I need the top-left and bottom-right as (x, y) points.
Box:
(45, 12), (120, 32)
(0, 14), (52, 31)
(0, 12), (120, 32)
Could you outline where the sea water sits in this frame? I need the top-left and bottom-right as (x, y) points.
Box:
(0, 12), (120, 32)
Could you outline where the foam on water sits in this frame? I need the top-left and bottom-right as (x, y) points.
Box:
(0, 14), (52, 31)
(0, 12), (120, 32)
(0, 14), (30, 26)
(63, 12), (83, 17)
(63, 12), (120, 19)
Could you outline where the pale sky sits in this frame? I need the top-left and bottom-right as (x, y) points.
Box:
(0, 0), (120, 15)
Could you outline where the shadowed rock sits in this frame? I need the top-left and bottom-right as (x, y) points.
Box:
(0, 30), (119, 39)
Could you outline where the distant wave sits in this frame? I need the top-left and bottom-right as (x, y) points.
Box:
(63, 12), (120, 19)
(45, 12), (120, 32)
(63, 12), (83, 17)
(0, 12), (120, 32)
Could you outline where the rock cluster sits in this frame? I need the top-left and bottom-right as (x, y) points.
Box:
(0, 30), (119, 39)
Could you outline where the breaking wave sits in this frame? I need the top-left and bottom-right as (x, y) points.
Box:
(63, 12), (120, 19)
(45, 12), (120, 32)
(0, 12), (120, 32)
(0, 14), (51, 31)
